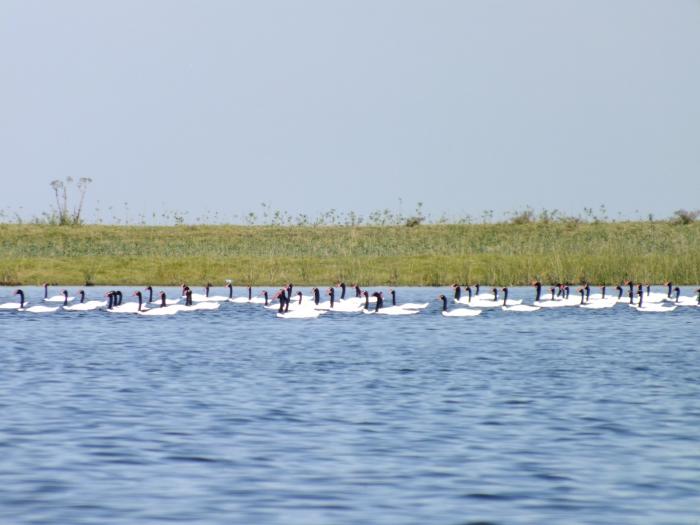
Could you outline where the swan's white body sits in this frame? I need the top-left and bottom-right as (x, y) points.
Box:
(181, 301), (221, 312)
(45, 295), (74, 303)
(108, 302), (144, 314)
(442, 308), (481, 317)
(0, 301), (23, 310)
(277, 309), (324, 319)
(580, 298), (616, 309)
(632, 303), (676, 313)
(316, 301), (362, 312)
(20, 305), (59, 313)
(149, 298), (180, 306)
(64, 300), (107, 311)
(502, 304), (541, 312)
(376, 306), (419, 315)
(139, 305), (180, 316)
(670, 295), (699, 307)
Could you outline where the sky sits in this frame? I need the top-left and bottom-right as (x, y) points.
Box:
(1, 0), (699, 223)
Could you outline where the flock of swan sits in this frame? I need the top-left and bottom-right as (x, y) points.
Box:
(0, 281), (698, 318)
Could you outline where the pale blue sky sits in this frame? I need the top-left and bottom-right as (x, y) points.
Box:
(1, 1), (699, 222)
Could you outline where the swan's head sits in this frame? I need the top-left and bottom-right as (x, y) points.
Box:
(297, 291), (302, 296)
(438, 294), (446, 300)
(62, 289), (68, 295)
(501, 287), (508, 292)
(363, 291), (369, 297)
(13, 289), (22, 295)
(226, 282), (232, 288)
(532, 281), (541, 286)
(452, 283), (459, 288)
(145, 286), (152, 291)
(133, 291), (142, 297)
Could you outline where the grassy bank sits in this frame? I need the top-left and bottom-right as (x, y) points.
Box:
(0, 222), (698, 285)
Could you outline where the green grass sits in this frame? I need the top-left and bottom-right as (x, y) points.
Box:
(0, 222), (698, 285)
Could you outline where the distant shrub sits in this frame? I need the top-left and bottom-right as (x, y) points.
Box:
(510, 209), (535, 225)
(671, 209), (699, 225)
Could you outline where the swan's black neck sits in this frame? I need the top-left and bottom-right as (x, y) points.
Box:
(638, 291), (644, 308)
(161, 293), (167, 308)
(287, 284), (293, 298)
(390, 290), (396, 306)
(534, 282), (541, 302)
(248, 286), (252, 301)
(550, 288), (556, 300)
(297, 292), (302, 305)
(339, 283), (346, 300)
(227, 284), (233, 299)
(205, 283), (210, 297)
(601, 285), (606, 299)
(374, 294), (382, 312)
(616, 286), (623, 299)
(453, 285), (461, 301)
(502, 288), (508, 306)
(146, 286), (153, 303)
(355, 285), (361, 298)
(63, 291), (68, 306)
(263, 291), (269, 306)
(313, 288), (320, 305)
(466, 286), (472, 302)
(674, 287), (680, 302)
(667, 282), (673, 298)
(107, 293), (113, 310)
(79, 290), (85, 303)
(116, 291), (123, 306)
(585, 284), (590, 302)
(492, 288), (498, 302)
(328, 288), (334, 309)
(186, 291), (193, 307)
(475, 284), (480, 295)
(43, 284), (48, 299)
(278, 291), (287, 313)
(579, 289), (585, 305)
(441, 295), (447, 311)
(16, 290), (25, 308)
(646, 285), (651, 295)
(136, 292), (143, 311)
(628, 291), (634, 304)
(364, 293), (369, 310)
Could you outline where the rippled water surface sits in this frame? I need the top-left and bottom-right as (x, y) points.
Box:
(1, 286), (699, 524)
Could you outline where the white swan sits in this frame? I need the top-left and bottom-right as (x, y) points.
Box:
(62, 290), (107, 311)
(501, 288), (540, 312)
(438, 294), (481, 317)
(107, 291), (150, 313)
(14, 290), (58, 313)
(631, 291), (676, 313)
(669, 287), (700, 306)
(387, 290), (429, 310)
(471, 288), (521, 308)
(42, 283), (74, 303)
(369, 292), (418, 315)
(139, 291), (180, 315)
(145, 286), (180, 306)
(316, 288), (362, 312)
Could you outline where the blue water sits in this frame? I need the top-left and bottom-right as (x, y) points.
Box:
(1, 286), (699, 524)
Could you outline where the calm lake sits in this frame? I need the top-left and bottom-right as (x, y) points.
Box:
(1, 286), (699, 524)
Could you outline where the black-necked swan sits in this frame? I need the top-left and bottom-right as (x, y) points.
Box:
(438, 294), (481, 317)
(108, 289), (144, 313)
(64, 290), (106, 311)
(632, 290), (676, 312)
(145, 285), (179, 305)
(43, 283), (73, 303)
(373, 292), (418, 315)
(139, 291), (181, 316)
(275, 289), (323, 319)
(15, 289), (58, 313)
(670, 287), (699, 306)
(318, 287), (362, 312)
(388, 289), (428, 310)
(501, 287), (540, 312)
